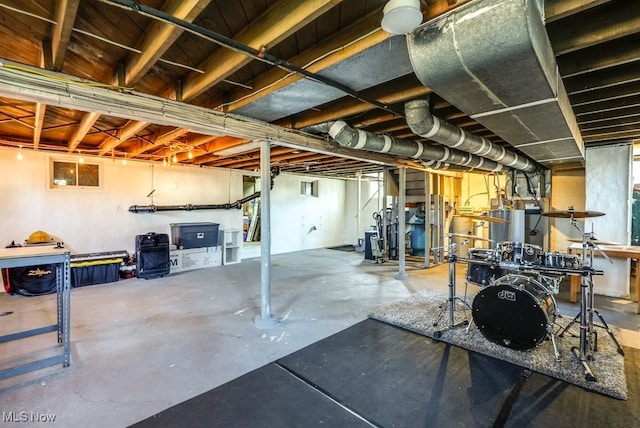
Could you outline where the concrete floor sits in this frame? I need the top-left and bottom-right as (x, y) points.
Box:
(1, 248), (639, 427)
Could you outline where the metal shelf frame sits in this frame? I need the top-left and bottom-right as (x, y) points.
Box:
(0, 246), (71, 380)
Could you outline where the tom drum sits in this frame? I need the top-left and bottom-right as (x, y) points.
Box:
(465, 248), (502, 287)
(543, 252), (581, 270)
(497, 241), (542, 267)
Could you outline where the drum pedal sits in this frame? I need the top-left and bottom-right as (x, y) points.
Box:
(572, 347), (597, 382)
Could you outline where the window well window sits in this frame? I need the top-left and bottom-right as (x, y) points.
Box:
(50, 159), (101, 188)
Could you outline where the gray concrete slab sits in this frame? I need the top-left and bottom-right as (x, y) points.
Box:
(0, 249), (433, 427)
(0, 249), (638, 427)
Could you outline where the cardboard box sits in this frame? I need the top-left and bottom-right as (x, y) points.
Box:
(169, 247), (221, 273)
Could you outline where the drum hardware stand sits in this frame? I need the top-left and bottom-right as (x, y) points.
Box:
(433, 235), (470, 338)
(545, 324), (562, 362)
(536, 272), (563, 361)
(558, 267), (624, 357)
(559, 221), (623, 382)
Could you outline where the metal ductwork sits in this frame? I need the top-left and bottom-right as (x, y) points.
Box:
(405, 99), (540, 173)
(407, 0), (584, 166)
(327, 120), (508, 173)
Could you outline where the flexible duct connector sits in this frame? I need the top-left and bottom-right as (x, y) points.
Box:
(405, 99), (540, 174)
(328, 120), (507, 173)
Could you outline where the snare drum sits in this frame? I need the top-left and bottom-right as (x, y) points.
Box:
(466, 248), (502, 287)
(497, 241), (542, 265)
(543, 252), (581, 269)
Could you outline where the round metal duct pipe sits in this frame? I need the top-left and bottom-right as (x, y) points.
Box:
(327, 120), (508, 173)
(405, 99), (540, 173)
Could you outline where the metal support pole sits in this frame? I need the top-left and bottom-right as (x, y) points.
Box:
(396, 167), (408, 279)
(356, 171), (362, 245)
(255, 140), (278, 329)
(383, 169), (389, 259)
(424, 171), (431, 268)
(432, 175), (442, 265)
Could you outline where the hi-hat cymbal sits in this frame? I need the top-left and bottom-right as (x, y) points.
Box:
(449, 233), (495, 242)
(567, 238), (621, 245)
(460, 214), (510, 224)
(541, 209), (605, 218)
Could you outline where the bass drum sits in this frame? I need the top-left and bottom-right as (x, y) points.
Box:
(471, 274), (556, 350)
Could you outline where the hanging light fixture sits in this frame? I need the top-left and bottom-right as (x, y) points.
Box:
(16, 144), (23, 160)
(163, 157), (168, 167)
(188, 150), (193, 159)
(381, 0), (423, 35)
(78, 150), (84, 163)
(173, 154), (178, 163)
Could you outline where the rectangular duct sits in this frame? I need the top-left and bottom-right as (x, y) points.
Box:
(407, 0), (584, 166)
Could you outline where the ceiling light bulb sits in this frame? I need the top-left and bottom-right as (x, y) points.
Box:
(122, 158), (127, 165)
(381, 0), (422, 35)
(188, 150), (193, 159)
(163, 157), (167, 167)
(16, 145), (23, 160)
(173, 154), (178, 163)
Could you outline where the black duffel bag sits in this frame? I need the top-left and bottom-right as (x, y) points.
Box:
(2, 265), (57, 296)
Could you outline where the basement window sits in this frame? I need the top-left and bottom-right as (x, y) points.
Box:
(50, 158), (101, 188)
(301, 180), (318, 197)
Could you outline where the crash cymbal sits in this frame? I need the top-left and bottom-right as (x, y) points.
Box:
(460, 214), (510, 224)
(541, 209), (605, 218)
(567, 238), (621, 245)
(449, 233), (495, 242)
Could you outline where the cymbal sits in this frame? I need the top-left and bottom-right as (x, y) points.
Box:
(567, 238), (621, 245)
(449, 233), (495, 242)
(460, 214), (510, 224)
(541, 209), (605, 218)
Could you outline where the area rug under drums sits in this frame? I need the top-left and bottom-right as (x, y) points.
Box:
(369, 288), (628, 400)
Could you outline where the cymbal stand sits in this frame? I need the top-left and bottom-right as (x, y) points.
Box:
(558, 219), (624, 382)
(433, 234), (470, 338)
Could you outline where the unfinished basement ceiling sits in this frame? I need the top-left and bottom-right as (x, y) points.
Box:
(0, 0), (637, 178)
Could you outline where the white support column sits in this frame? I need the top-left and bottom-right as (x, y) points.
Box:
(396, 167), (408, 279)
(255, 139), (278, 329)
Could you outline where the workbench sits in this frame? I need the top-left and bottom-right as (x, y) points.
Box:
(568, 244), (640, 313)
(0, 245), (71, 380)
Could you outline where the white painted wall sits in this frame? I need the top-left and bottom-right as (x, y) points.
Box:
(343, 178), (381, 246)
(460, 172), (493, 211)
(0, 148), (349, 257)
(0, 148), (242, 254)
(269, 174), (347, 254)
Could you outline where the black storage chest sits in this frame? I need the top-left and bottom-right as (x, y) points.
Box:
(170, 222), (219, 249)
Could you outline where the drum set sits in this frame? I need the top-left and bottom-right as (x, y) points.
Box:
(433, 207), (624, 382)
